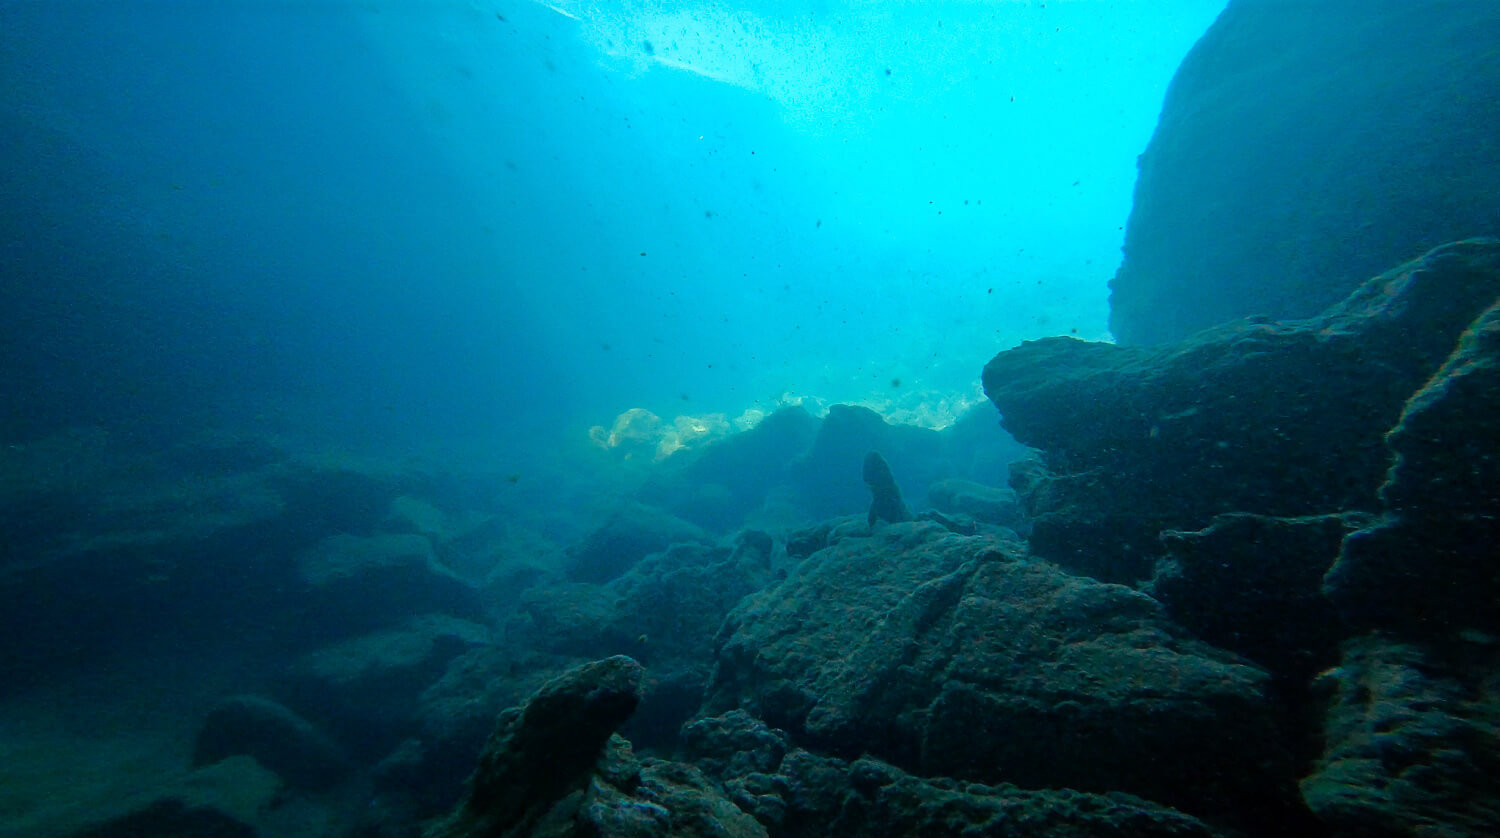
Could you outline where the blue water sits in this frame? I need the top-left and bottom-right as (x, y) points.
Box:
(1, 0), (1223, 457)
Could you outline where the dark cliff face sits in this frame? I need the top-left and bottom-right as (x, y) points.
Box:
(1109, 0), (1500, 345)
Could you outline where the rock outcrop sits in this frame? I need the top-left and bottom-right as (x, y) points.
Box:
(192, 694), (352, 790)
(425, 655), (767, 838)
(1301, 635), (1500, 838)
(986, 239), (1500, 838)
(861, 450), (911, 528)
(1326, 295), (1500, 634)
(425, 655), (647, 838)
(1110, 0), (1500, 345)
(985, 239), (1500, 581)
(706, 522), (1297, 828)
(681, 711), (1227, 838)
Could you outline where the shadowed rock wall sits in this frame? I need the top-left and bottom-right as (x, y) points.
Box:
(1109, 0), (1500, 345)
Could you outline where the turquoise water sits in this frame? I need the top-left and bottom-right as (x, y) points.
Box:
(0, 0), (1223, 456)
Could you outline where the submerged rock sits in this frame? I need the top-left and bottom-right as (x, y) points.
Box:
(520, 536), (779, 751)
(281, 614), (492, 760)
(562, 502), (710, 584)
(1110, 1), (1500, 345)
(193, 694), (352, 790)
(640, 405), (821, 531)
(293, 532), (485, 638)
(1149, 512), (1369, 684)
(425, 655), (646, 838)
(422, 656), (765, 838)
(1301, 634), (1500, 838)
(926, 477), (1021, 528)
(680, 712), (1224, 838)
(1327, 296), (1500, 635)
(862, 450), (911, 528)
(72, 799), (257, 838)
(705, 523), (1296, 826)
(983, 239), (1500, 581)
(788, 404), (946, 521)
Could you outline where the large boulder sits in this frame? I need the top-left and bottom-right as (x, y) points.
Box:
(640, 406), (821, 532)
(562, 502), (710, 584)
(705, 522), (1298, 827)
(1148, 512), (1369, 686)
(293, 533), (485, 637)
(424, 655), (646, 838)
(192, 694), (352, 790)
(984, 240), (1500, 581)
(1109, 1), (1500, 345)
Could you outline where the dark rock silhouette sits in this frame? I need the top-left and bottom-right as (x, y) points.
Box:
(425, 655), (766, 838)
(706, 522), (1296, 828)
(1301, 635), (1500, 837)
(861, 450), (911, 528)
(640, 406), (820, 531)
(789, 404), (944, 521)
(1110, 1), (1500, 345)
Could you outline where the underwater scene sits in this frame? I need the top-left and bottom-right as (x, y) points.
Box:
(3, 1), (1499, 836)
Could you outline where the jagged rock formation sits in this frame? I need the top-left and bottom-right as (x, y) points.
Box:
(192, 695), (352, 790)
(986, 239), (1500, 582)
(1110, 0), (1500, 345)
(425, 655), (647, 838)
(985, 239), (1500, 837)
(424, 655), (766, 838)
(861, 451), (911, 527)
(682, 712), (1227, 838)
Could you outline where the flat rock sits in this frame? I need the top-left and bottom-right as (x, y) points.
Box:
(705, 522), (1294, 823)
(680, 713), (1224, 838)
(562, 502), (710, 584)
(926, 478), (1021, 527)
